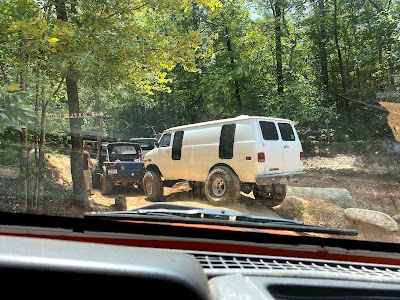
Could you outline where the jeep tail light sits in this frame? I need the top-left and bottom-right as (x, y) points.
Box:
(257, 152), (265, 162)
(300, 151), (304, 161)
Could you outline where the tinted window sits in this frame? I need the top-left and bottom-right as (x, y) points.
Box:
(138, 141), (155, 150)
(172, 131), (184, 160)
(219, 124), (235, 159)
(159, 134), (172, 147)
(109, 145), (138, 155)
(278, 123), (295, 141)
(260, 121), (279, 140)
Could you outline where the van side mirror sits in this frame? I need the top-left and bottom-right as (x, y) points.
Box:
(154, 142), (159, 148)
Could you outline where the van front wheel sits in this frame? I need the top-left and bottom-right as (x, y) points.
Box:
(205, 166), (241, 205)
(143, 171), (164, 202)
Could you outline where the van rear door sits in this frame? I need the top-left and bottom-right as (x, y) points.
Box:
(259, 121), (284, 174)
(277, 122), (302, 172)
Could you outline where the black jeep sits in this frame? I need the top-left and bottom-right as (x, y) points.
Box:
(92, 142), (145, 195)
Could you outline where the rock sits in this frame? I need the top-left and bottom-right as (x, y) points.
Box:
(344, 208), (399, 232)
(115, 195), (127, 211)
(392, 214), (400, 222)
(287, 186), (356, 208)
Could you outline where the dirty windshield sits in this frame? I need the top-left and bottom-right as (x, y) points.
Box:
(0, 0), (399, 244)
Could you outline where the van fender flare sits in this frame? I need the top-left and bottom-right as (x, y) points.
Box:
(145, 164), (162, 177)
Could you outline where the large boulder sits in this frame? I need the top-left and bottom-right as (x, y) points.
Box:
(344, 208), (399, 232)
(287, 186), (356, 208)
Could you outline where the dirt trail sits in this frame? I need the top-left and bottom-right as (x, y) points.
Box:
(46, 148), (400, 243)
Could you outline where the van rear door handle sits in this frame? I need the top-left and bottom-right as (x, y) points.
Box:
(284, 145), (289, 148)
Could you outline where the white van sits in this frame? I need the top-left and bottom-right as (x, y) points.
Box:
(143, 115), (305, 207)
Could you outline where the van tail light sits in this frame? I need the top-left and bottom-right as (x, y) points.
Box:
(139, 151), (144, 161)
(257, 152), (265, 162)
(300, 151), (305, 161)
(105, 155), (109, 162)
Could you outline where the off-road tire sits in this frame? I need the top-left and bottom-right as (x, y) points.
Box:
(253, 183), (287, 208)
(205, 166), (241, 205)
(100, 175), (113, 195)
(143, 171), (164, 202)
(92, 167), (100, 189)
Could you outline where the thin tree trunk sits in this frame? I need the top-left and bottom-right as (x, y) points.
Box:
(18, 36), (29, 212)
(225, 27), (242, 112)
(19, 128), (28, 212)
(94, 91), (102, 159)
(275, 0), (284, 95)
(333, 0), (346, 92)
(31, 84), (40, 211)
(37, 95), (48, 213)
(387, 42), (395, 86)
(317, 0), (329, 96)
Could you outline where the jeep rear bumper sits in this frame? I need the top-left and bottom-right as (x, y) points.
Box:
(255, 171), (306, 185)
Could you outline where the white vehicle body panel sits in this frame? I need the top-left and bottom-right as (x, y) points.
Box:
(144, 115), (304, 184)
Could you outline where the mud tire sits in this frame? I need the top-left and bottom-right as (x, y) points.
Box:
(253, 184), (287, 208)
(91, 167), (100, 189)
(143, 171), (164, 202)
(205, 166), (241, 205)
(100, 175), (113, 195)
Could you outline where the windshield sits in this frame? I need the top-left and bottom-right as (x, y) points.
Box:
(0, 0), (399, 246)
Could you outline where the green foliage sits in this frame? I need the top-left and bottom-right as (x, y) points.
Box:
(0, 0), (398, 144)
(0, 144), (19, 166)
(0, 85), (34, 134)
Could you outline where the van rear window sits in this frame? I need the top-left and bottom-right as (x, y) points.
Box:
(259, 121), (279, 140)
(278, 123), (296, 141)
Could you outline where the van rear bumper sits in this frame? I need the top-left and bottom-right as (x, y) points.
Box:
(255, 171), (306, 185)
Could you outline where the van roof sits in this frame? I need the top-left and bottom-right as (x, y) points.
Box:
(165, 115), (294, 132)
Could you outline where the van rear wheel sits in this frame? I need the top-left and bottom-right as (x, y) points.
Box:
(205, 166), (241, 205)
(143, 171), (164, 202)
(253, 184), (287, 208)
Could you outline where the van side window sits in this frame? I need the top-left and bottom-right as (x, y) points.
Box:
(172, 131), (184, 160)
(278, 123), (295, 141)
(219, 124), (235, 159)
(259, 121), (279, 140)
(159, 134), (171, 147)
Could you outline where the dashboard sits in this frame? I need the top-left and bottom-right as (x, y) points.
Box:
(1, 211), (400, 299)
(1, 231), (400, 299)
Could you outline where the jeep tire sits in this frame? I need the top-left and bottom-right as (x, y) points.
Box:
(143, 171), (164, 202)
(100, 175), (113, 195)
(92, 166), (100, 189)
(205, 166), (241, 205)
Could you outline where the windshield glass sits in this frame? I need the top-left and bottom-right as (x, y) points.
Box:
(0, 0), (399, 245)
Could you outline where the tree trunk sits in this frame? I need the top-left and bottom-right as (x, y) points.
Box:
(333, 0), (346, 92)
(37, 96), (48, 213)
(66, 75), (88, 207)
(274, 0), (284, 95)
(225, 27), (242, 112)
(19, 128), (28, 212)
(317, 0), (329, 96)
(94, 91), (102, 160)
(56, 0), (88, 208)
(387, 41), (395, 87)
(333, 0), (350, 114)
